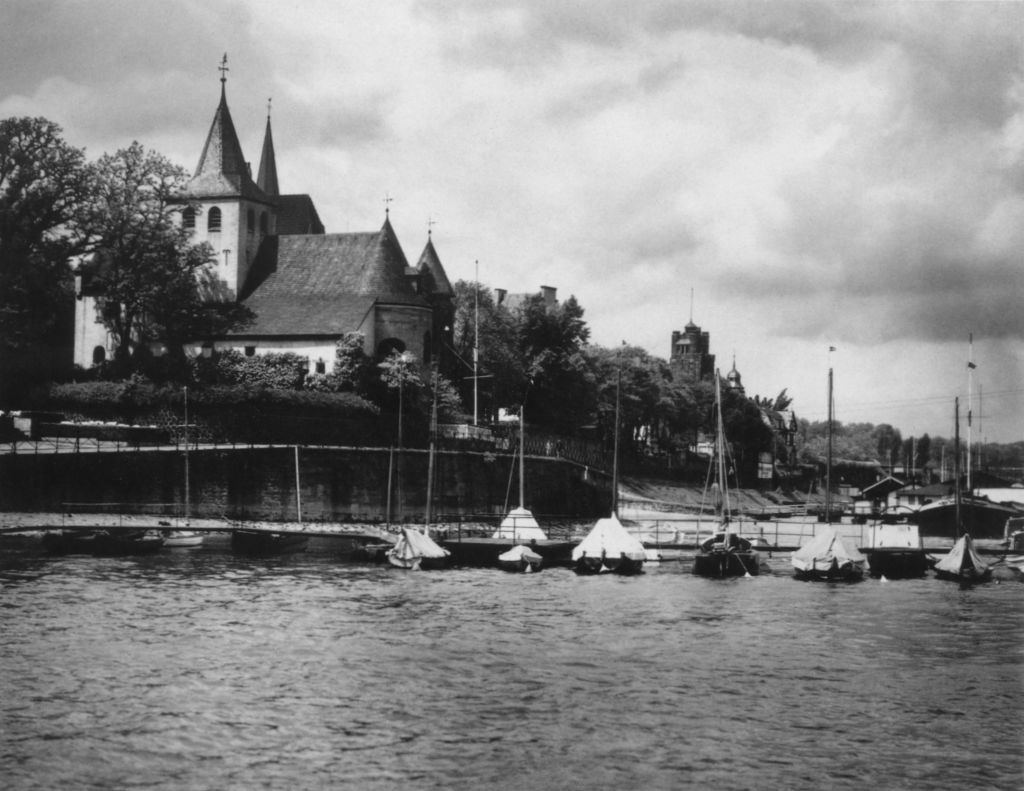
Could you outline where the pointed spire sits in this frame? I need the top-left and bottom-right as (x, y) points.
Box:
(193, 54), (247, 180)
(186, 53), (261, 199)
(256, 98), (279, 196)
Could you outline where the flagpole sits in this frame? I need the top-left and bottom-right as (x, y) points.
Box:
(967, 334), (974, 495)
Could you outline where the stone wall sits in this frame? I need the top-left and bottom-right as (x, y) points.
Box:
(0, 446), (608, 524)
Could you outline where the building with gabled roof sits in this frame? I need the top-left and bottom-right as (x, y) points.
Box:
(74, 62), (452, 374)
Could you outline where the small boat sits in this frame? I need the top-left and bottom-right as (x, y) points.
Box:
(161, 529), (204, 548)
(572, 515), (646, 576)
(862, 523), (930, 578)
(693, 372), (759, 578)
(42, 529), (100, 554)
(89, 529), (165, 555)
(791, 527), (866, 582)
(387, 373), (451, 571)
(497, 544), (543, 573)
(933, 397), (991, 583)
(572, 364), (644, 576)
(934, 534), (991, 582)
(231, 528), (308, 555)
(387, 526), (451, 570)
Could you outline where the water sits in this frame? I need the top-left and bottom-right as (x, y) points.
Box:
(2, 541), (1022, 790)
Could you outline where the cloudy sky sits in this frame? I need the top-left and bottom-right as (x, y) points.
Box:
(3, 0), (1022, 441)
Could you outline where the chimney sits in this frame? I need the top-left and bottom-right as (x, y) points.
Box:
(540, 285), (556, 309)
(495, 288), (507, 306)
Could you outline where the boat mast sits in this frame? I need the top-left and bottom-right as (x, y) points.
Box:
(294, 445), (302, 524)
(518, 401), (525, 510)
(611, 358), (621, 518)
(966, 333), (974, 497)
(714, 371), (731, 531)
(953, 397), (961, 539)
(826, 365), (833, 524)
(425, 364), (438, 531)
(473, 260), (479, 427)
(183, 385), (190, 527)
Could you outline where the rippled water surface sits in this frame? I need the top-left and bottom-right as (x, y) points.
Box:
(2, 540), (1022, 790)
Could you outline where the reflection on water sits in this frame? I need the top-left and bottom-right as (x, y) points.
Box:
(1, 542), (1022, 791)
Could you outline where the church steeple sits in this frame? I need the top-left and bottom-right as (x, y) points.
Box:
(189, 53), (259, 198)
(256, 98), (279, 196)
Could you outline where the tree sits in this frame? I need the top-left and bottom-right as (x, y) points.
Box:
(78, 142), (241, 370)
(0, 117), (91, 399)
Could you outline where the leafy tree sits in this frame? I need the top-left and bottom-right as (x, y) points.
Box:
(78, 142), (244, 369)
(0, 117), (92, 400)
(518, 293), (591, 430)
(378, 351), (424, 444)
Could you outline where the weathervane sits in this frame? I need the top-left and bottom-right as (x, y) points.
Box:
(267, 97), (272, 119)
(427, 216), (438, 236)
(219, 53), (229, 84)
(383, 192), (393, 216)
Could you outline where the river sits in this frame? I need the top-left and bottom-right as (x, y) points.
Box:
(1, 538), (1021, 790)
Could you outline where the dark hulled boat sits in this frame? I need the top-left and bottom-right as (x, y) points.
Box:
(692, 373), (759, 578)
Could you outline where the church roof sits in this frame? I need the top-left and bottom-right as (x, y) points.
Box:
(183, 83), (266, 202)
(256, 115), (279, 197)
(415, 235), (453, 295)
(232, 218), (429, 337)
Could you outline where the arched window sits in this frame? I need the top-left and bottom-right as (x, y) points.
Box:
(259, 212), (268, 234)
(208, 206), (222, 232)
(377, 338), (406, 359)
(247, 209), (255, 235)
(315, 358), (326, 374)
(92, 346), (106, 365)
(183, 207), (196, 229)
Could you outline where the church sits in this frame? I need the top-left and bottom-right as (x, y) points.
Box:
(74, 64), (454, 375)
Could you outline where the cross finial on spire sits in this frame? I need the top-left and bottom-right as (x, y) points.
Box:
(384, 192), (393, 216)
(219, 53), (229, 84)
(427, 216), (437, 236)
(267, 97), (272, 119)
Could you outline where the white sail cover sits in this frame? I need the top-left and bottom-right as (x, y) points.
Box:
(497, 545), (542, 564)
(791, 527), (865, 572)
(934, 534), (989, 576)
(491, 507), (548, 541)
(390, 527), (450, 562)
(571, 515), (647, 562)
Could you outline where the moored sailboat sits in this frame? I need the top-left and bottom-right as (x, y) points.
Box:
(933, 397), (991, 583)
(572, 354), (645, 576)
(164, 386), (204, 548)
(692, 371), (759, 578)
(231, 446), (308, 555)
(386, 365), (450, 570)
(791, 527), (866, 581)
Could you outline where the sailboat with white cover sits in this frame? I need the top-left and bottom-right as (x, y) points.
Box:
(442, 403), (574, 567)
(572, 354), (645, 576)
(791, 527), (866, 581)
(387, 366), (451, 570)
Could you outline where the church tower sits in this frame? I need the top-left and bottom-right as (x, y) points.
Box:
(177, 55), (275, 299)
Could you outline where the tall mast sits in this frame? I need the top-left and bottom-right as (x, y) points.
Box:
(953, 397), (961, 539)
(473, 260), (479, 427)
(966, 333), (974, 495)
(425, 364), (438, 530)
(611, 359), (621, 517)
(826, 365), (833, 524)
(714, 371), (731, 529)
(183, 386), (190, 526)
(518, 402), (525, 510)
(294, 445), (302, 524)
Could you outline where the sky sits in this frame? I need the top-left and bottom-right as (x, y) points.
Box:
(2, 0), (1022, 442)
